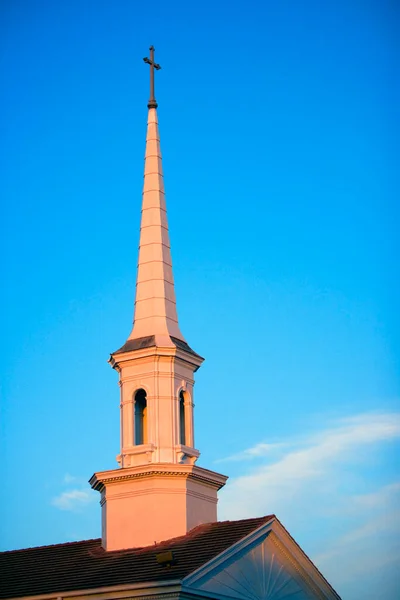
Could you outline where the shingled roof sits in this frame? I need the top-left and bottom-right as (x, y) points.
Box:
(0, 516), (274, 599)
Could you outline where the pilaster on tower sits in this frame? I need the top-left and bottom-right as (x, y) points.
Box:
(90, 47), (227, 551)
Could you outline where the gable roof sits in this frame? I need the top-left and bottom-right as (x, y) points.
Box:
(0, 516), (273, 599)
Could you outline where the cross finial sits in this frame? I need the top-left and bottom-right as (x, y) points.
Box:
(143, 45), (161, 109)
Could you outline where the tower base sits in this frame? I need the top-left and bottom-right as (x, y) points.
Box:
(90, 463), (228, 551)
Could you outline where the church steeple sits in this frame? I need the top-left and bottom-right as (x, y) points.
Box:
(90, 48), (227, 551)
(129, 47), (184, 344)
(128, 105), (185, 345)
(121, 46), (185, 348)
(111, 46), (198, 466)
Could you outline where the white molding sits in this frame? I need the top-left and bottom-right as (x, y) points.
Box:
(90, 463), (228, 493)
(183, 518), (341, 600)
(9, 580), (182, 600)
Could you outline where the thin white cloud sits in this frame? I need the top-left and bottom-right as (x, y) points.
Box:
(220, 412), (400, 470)
(63, 473), (78, 484)
(313, 505), (400, 585)
(220, 412), (400, 518)
(51, 488), (96, 511)
(349, 482), (400, 511)
(51, 475), (97, 512)
(215, 442), (287, 463)
(318, 508), (400, 561)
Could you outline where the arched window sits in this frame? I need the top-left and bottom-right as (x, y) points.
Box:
(179, 391), (186, 445)
(134, 389), (147, 445)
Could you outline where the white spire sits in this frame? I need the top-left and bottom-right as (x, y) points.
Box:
(128, 107), (185, 345)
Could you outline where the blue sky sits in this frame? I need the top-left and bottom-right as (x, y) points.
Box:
(1, 1), (399, 598)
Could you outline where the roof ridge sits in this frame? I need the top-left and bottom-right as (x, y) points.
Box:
(0, 538), (101, 555)
(211, 515), (275, 525)
(1, 516), (275, 556)
(90, 515), (276, 555)
(158, 514), (276, 544)
(1, 516), (275, 555)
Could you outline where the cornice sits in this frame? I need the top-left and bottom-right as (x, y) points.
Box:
(90, 465), (227, 493)
(109, 345), (204, 371)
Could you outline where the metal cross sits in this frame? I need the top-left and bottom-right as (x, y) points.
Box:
(143, 46), (161, 108)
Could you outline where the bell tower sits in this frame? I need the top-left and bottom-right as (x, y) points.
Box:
(90, 47), (227, 551)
